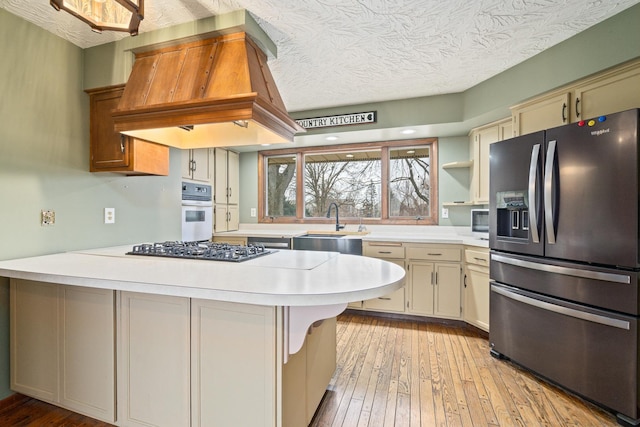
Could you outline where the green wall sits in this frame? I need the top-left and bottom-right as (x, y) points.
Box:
(0, 9), (183, 399)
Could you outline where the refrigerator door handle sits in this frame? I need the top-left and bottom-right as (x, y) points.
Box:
(491, 284), (630, 330)
(528, 144), (541, 243)
(491, 253), (631, 284)
(544, 140), (557, 244)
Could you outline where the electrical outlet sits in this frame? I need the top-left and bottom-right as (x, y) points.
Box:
(250, 208), (257, 217)
(104, 208), (115, 224)
(41, 210), (55, 226)
(441, 207), (449, 219)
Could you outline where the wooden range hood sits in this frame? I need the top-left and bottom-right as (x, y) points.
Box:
(112, 32), (304, 149)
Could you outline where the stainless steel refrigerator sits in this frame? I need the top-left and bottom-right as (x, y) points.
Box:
(489, 108), (640, 427)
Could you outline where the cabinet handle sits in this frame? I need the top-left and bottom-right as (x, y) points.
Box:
(575, 98), (581, 118)
(229, 187), (232, 198)
(561, 102), (567, 122)
(474, 257), (487, 263)
(378, 297), (392, 301)
(120, 134), (125, 154)
(427, 253), (442, 256)
(464, 274), (467, 288)
(435, 272), (438, 285)
(378, 251), (392, 254)
(192, 160), (197, 172)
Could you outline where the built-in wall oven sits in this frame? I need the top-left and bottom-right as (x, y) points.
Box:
(181, 181), (213, 241)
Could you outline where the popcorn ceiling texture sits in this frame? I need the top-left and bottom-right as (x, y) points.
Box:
(2, 0), (638, 111)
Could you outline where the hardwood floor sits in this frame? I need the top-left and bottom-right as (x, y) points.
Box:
(0, 312), (619, 427)
(310, 312), (619, 427)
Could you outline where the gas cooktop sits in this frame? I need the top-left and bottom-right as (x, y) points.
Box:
(127, 241), (273, 262)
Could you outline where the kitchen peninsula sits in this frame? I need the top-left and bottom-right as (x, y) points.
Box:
(0, 245), (405, 427)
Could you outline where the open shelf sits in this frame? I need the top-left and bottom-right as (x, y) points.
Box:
(442, 160), (473, 169)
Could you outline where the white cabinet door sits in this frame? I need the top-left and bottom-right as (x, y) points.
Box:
(214, 148), (240, 222)
(227, 150), (240, 205)
(572, 63), (640, 121)
(409, 261), (436, 315)
(191, 299), (277, 427)
(470, 125), (499, 204)
(409, 261), (462, 319)
(512, 91), (570, 136)
(434, 263), (462, 318)
(182, 148), (211, 182)
(119, 292), (191, 427)
(60, 286), (115, 422)
(10, 280), (116, 423)
(214, 148), (228, 203)
(10, 279), (58, 402)
(464, 264), (490, 332)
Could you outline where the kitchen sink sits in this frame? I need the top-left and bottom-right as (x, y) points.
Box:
(292, 234), (362, 255)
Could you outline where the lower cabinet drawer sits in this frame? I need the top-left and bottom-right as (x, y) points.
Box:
(363, 243), (405, 259)
(406, 246), (460, 262)
(465, 249), (489, 266)
(363, 287), (405, 313)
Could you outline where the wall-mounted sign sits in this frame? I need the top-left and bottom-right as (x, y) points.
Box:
(295, 111), (377, 129)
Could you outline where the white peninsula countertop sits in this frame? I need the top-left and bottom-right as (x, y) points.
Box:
(0, 245), (405, 307)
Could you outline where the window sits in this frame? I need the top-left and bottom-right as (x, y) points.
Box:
(259, 139), (438, 225)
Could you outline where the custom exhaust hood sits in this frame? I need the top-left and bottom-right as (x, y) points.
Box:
(112, 32), (304, 149)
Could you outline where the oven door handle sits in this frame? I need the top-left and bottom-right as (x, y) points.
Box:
(491, 284), (630, 330)
(182, 200), (213, 207)
(491, 253), (630, 284)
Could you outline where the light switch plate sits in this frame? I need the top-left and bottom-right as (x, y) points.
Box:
(441, 207), (449, 219)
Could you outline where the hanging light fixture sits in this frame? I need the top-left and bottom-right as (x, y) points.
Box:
(50, 0), (143, 36)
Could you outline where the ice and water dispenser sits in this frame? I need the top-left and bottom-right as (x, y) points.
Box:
(495, 191), (530, 239)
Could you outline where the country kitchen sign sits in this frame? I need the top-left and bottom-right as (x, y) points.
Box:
(295, 111), (377, 129)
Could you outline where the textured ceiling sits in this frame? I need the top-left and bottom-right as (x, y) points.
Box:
(1, 0), (639, 113)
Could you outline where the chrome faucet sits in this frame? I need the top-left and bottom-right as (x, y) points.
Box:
(326, 202), (345, 231)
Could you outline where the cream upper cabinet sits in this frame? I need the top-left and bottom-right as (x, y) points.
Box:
(182, 148), (212, 182)
(214, 148), (240, 232)
(572, 61), (640, 121)
(511, 91), (571, 136)
(469, 118), (512, 205)
(214, 148), (239, 205)
(511, 59), (640, 136)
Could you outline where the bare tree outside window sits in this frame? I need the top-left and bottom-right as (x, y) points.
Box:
(389, 147), (430, 217)
(260, 139), (437, 225)
(266, 156), (296, 217)
(304, 151), (381, 218)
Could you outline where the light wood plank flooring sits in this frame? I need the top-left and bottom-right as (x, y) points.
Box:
(0, 312), (620, 426)
(311, 312), (618, 427)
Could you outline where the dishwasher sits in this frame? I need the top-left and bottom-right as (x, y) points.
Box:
(247, 236), (292, 250)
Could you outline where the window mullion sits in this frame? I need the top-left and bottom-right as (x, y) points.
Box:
(295, 152), (305, 220)
(380, 146), (389, 220)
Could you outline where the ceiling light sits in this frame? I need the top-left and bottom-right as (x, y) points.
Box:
(346, 154), (354, 158)
(50, 0), (143, 36)
(407, 150), (416, 154)
(401, 129), (416, 135)
(326, 136), (339, 141)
